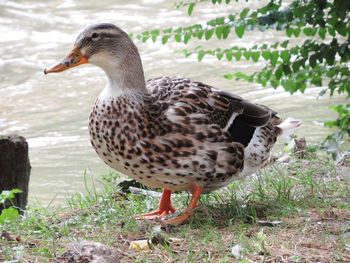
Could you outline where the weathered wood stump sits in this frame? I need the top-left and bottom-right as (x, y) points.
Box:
(0, 135), (31, 213)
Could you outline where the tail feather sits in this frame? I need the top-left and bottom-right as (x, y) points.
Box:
(277, 117), (302, 137)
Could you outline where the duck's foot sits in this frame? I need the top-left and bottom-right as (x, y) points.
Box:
(162, 185), (203, 225)
(135, 189), (176, 220)
(162, 211), (192, 225)
(136, 207), (176, 220)
(136, 185), (203, 225)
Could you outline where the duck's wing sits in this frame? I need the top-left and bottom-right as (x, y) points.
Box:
(147, 77), (274, 146)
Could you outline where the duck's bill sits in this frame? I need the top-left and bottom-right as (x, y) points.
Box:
(44, 46), (88, 74)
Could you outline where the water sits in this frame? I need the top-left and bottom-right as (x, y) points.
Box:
(0, 0), (345, 204)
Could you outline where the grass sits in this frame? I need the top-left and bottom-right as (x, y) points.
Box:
(1, 150), (349, 262)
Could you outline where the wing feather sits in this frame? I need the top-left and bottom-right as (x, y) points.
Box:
(147, 77), (273, 132)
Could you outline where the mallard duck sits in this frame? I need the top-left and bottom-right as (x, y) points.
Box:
(44, 23), (301, 225)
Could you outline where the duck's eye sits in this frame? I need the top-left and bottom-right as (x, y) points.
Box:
(91, 33), (100, 40)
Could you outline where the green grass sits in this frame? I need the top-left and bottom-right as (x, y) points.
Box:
(1, 151), (349, 262)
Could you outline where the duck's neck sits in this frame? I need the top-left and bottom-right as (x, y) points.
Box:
(96, 52), (147, 100)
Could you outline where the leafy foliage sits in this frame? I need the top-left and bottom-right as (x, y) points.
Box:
(137, 0), (350, 142)
(0, 189), (22, 224)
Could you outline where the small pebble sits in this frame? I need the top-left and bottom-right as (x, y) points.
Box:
(341, 231), (350, 240)
(231, 244), (243, 259)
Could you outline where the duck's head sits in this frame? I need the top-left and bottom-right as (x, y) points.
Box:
(44, 23), (145, 90)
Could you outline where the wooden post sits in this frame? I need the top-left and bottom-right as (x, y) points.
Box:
(0, 135), (31, 213)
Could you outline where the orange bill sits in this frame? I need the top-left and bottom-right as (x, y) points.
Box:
(44, 46), (88, 74)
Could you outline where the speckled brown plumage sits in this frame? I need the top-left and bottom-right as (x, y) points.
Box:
(88, 76), (283, 193)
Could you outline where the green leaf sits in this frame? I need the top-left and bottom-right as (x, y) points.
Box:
(225, 51), (233, 61)
(335, 24), (347, 36)
(328, 27), (336, 37)
(161, 35), (170, 44)
(293, 27), (301, 37)
(163, 28), (172, 34)
(175, 34), (181, 42)
(224, 73), (234, 80)
(251, 51), (260, 62)
(188, 3), (195, 16)
(311, 76), (322, 86)
(325, 49), (336, 65)
(318, 28), (326, 39)
(292, 59), (306, 72)
(303, 27), (316, 36)
(198, 51), (205, 62)
(183, 49), (191, 57)
(233, 51), (242, 61)
(234, 72), (251, 81)
(286, 28), (293, 37)
(270, 51), (279, 65)
(216, 51), (223, 60)
(300, 47), (309, 58)
(280, 50), (290, 63)
(281, 40), (289, 48)
(228, 14), (235, 21)
(309, 54), (318, 68)
(243, 51), (251, 60)
(271, 42), (278, 49)
(196, 30), (204, 39)
(222, 26), (230, 39)
(215, 26), (223, 39)
(205, 29), (214, 40)
(283, 79), (297, 92)
(184, 33), (191, 44)
(260, 76), (267, 87)
(215, 17), (225, 25)
(275, 65), (283, 80)
(297, 80), (306, 93)
(235, 24), (245, 38)
(0, 207), (19, 224)
(270, 77), (280, 88)
(262, 50), (270, 60)
(150, 29), (159, 42)
(282, 64), (292, 75)
(240, 8), (249, 19)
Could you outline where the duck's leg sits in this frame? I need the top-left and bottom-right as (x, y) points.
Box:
(163, 185), (203, 225)
(136, 189), (176, 219)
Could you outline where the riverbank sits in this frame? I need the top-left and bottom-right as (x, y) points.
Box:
(1, 150), (349, 262)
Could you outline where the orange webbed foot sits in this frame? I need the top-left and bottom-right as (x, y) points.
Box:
(161, 211), (192, 225)
(136, 186), (203, 226)
(162, 185), (203, 225)
(136, 207), (176, 220)
(135, 189), (176, 220)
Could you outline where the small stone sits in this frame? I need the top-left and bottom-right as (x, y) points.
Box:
(52, 240), (120, 263)
(345, 243), (350, 253)
(231, 244), (243, 259)
(341, 231), (350, 240)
